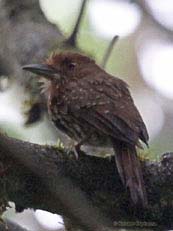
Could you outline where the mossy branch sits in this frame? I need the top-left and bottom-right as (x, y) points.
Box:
(0, 133), (173, 230)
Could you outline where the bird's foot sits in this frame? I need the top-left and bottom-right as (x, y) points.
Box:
(74, 143), (83, 159)
(66, 140), (82, 160)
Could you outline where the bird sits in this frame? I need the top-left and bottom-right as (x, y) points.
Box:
(22, 52), (149, 207)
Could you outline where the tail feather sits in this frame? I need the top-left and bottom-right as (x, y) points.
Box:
(112, 141), (148, 207)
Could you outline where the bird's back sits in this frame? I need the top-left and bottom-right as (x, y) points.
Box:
(48, 65), (148, 147)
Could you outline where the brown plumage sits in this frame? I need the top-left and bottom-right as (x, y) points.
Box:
(22, 52), (149, 207)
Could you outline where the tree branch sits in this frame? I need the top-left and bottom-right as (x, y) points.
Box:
(0, 133), (172, 230)
(1, 219), (30, 231)
(101, 35), (119, 68)
(0, 133), (112, 231)
(66, 0), (88, 47)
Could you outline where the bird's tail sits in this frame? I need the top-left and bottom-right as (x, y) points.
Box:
(112, 141), (148, 207)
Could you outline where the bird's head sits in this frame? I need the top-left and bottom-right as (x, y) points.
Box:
(22, 52), (96, 86)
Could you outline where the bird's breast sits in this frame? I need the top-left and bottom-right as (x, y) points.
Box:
(47, 83), (68, 121)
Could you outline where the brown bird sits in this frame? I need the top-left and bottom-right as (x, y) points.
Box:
(22, 52), (149, 207)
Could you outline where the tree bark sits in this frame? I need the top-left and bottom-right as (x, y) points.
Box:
(0, 132), (172, 230)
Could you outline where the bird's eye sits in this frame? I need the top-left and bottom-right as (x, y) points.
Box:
(68, 62), (76, 70)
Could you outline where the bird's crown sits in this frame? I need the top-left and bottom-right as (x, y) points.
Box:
(46, 52), (95, 68)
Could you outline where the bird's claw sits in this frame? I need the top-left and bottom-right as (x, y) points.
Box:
(66, 140), (81, 160)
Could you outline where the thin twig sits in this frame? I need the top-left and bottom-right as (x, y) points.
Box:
(101, 35), (119, 68)
(66, 0), (88, 47)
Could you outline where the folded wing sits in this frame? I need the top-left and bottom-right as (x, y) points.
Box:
(63, 73), (149, 146)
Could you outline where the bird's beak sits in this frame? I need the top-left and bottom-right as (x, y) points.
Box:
(22, 64), (57, 78)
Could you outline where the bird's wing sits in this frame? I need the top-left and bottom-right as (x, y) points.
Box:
(64, 73), (149, 145)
